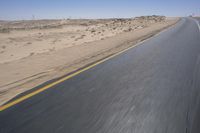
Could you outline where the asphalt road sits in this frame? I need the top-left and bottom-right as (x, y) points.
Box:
(1, 17), (200, 133)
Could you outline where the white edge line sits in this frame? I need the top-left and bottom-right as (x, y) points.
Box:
(192, 18), (200, 32)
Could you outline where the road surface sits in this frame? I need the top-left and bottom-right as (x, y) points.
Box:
(1, 17), (200, 133)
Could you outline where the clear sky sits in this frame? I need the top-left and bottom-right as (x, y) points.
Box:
(0, 0), (200, 20)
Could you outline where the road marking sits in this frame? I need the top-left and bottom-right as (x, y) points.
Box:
(0, 40), (145, 111)
(193, 18), (200, 32)
(196, 21), (200, 32)
(0, 22), (178, 112)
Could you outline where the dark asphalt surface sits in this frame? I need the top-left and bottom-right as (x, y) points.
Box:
(1, 17), (200, 133)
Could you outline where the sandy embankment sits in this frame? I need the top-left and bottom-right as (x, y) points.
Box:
(0, 16), (179, 105)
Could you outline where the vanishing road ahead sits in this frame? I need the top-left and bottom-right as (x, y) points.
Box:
(1, 17), (200, 133)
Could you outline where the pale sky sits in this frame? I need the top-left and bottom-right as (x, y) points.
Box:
(0, 0), (200, 20)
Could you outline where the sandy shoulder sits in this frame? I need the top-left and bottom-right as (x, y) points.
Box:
(0, 17), (179, 105)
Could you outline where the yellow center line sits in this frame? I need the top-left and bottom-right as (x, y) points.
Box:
(0, 39), (145, 112)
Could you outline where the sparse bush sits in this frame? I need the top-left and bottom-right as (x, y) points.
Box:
(80, 23), (88, 26)
(29, 52), (34, 56)
(71, 36), (75, 38)
(1, 45), (6, 49)
(26, 42), (32, 45)
(0, 28), (10, 33)
(91, 29), (96, 33)
(123, 28), (132, 32)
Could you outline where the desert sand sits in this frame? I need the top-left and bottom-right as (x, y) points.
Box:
(0, 16), (179, 105)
